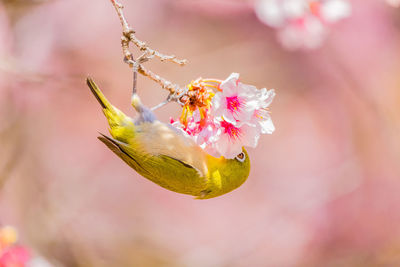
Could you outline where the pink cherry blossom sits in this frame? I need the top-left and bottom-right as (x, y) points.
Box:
(172, 109), (208, 137)
(211, 73), (259, 124)
(213, 119), (260, 159)
(171, 73), (275, 159)
(255, 0), (352, 50)
(171, 113), (222, 157)
(195, 121), (221, 157)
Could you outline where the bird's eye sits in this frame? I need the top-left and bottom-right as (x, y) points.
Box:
(235, 152), (245, 162)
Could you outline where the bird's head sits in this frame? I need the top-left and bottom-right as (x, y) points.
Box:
(199, 148), (250, 199)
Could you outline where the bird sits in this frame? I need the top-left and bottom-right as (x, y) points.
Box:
(87, 77), (250, 199)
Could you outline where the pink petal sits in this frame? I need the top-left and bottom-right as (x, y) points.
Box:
(215, 134), (243, 159)
(211, 92), (223, 111)
(234, 106), (255, 123)
(238, 83), (259, 95)
(220, 73), (240, 95)
(202, 144), (221, 158)
(221, 112), (237, 125)
(257, 88), (276, 108)
(240, 124), (261, 148)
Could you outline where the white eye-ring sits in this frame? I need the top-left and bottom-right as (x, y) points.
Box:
(235, 152), (245, 162)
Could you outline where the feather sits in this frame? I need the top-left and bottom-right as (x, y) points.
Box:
(134, 121), (208, 177)
(98, 133), (207, 195)
(98, 134), (151, 177)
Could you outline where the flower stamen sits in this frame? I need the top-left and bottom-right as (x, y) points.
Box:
(179, 78), (215, 127)
(226, 95), (242, 113)
(202, 79), (222, 84)
(220, 120), (242, 140)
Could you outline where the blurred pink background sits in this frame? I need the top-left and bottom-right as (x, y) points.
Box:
(1, 0), (400, 266)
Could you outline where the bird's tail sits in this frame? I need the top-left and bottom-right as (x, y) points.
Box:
(87, 77), (113, 111)
(87, 77), (135, 141)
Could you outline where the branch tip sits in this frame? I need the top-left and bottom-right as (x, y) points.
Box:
(110, 0), (188, 102)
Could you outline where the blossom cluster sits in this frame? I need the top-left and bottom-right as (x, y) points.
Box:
(255, 0), (352, 50)
(171, 73), (275, 159)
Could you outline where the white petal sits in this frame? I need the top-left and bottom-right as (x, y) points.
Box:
(235, 109), (253, 122)
(238, 83), (259, 96)
(321, 0), (352, 23)
(215, 134), (242, 159)
(245, 99), (260, 113)
(240, 123), (261, 148)
(211, 92), (223, 111)
(259, 117), (275, 134)
(257, 88), (275, 108)
(215, 135), (230, 157)
(257, 87), (268, 99)
(220, 73), (240, 95)
(234, 100), (257, 123)
(222, 112), (238, 125)
(211, 93), (227, 119)
(202, 143), (221, 158)
(226, 144), (244, 159)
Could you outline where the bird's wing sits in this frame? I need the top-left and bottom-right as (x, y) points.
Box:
(98, 134), (207, 196)
(134, 121), (209, 176)
(98, 134), (152, 177)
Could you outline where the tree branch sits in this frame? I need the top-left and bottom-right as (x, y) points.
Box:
(109, 0), (187, 98)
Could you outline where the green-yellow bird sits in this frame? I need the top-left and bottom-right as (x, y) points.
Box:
(87, 78), (250, 199)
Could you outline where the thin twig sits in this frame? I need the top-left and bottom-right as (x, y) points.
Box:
(151, 99), (170, 111)
(138, 64), (188, 105)
(137, 65), (178, 93)
(109, 0), (187, 65)
(109, 0), (187, 98)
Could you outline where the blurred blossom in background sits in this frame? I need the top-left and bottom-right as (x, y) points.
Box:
(387, 0), (400, 8)
(255, 0), (352, 50)
(0, 0), (400, 266)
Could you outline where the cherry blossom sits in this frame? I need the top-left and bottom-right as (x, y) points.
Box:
(213, 119), (261, 159)
(196, 120), (221, 157)
(211, 73), (259, 124)
(179, 78), (215, 128)
(171, 73), (275, 159)
(255, 0), (352, 50)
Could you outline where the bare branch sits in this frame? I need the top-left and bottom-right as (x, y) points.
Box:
(109, 0), (187, 99)
(137, 65), (177, 93)
(109, 0), (187, 66)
